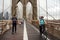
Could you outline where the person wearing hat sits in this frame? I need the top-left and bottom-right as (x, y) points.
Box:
(39, 16), (45, 36)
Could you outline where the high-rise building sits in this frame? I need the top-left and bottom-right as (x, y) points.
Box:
(0, 12), (3, 20)
(4, 12), (9, 20)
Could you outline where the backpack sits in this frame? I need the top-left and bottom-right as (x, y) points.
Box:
(12, 17), (17, 23)
(40, 19), (45, 25)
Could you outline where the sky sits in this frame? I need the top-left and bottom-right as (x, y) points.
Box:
(0, 0), (60, 20)
(0, 0), (11, 19)
(37, 0), (60, 20)
(0, 0), (11, 12)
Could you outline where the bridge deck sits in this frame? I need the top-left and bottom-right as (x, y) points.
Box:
(0, 21), (60, 40)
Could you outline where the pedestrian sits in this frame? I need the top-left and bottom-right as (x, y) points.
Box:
(11, 15), (17, 34)
(39, 16), (45, 36)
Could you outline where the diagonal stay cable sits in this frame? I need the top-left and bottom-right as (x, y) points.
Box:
(4, 5), (12, 12)
(39, 6), (56, 20)
(4, 4), (18, 12)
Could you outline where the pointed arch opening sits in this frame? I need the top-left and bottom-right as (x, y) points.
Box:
(26, 2), (33, 21)
(16, 2), (23, 19)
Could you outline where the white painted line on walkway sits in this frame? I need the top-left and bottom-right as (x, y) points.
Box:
(23, 20), (28, 40)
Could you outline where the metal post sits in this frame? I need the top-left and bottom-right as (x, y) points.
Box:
(46, 0), (48, 23)
(1, 0), (4, 34)
(46, 0), (48, 39)
(2, 0), (4, 21)
(39, 0), (40, 19)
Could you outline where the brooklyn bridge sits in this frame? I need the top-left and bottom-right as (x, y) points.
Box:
(0, 0), (60, 40)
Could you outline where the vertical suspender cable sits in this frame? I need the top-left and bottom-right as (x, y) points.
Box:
(56, 0), (57, 20)
(55, 0), (57, 19)
(2, 0), (4, 34)
(2, 0), (4, 21)
(38, 0), (40, 20)
(56, 0), (57, 21)
(39, 0), (40, 19)
(46, 0), (48, 23)
(58, 2), (60, 20)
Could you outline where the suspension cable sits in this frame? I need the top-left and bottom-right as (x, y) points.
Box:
(4, 5), (11, 12)
(39, 6), (56, 20)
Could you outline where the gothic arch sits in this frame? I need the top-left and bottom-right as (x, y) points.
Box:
(26, 2), (33, 21)
(17, 1), (23, 19)
(12, 0), (37, 20)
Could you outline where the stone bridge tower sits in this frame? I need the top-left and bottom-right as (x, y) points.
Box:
(12, 0), (37, 20)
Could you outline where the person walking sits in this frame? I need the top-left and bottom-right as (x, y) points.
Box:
(11, 15), (17, 34)
(39, 16), (45, 36)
